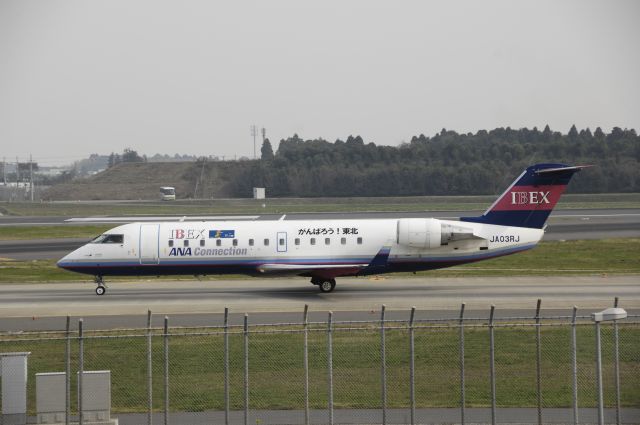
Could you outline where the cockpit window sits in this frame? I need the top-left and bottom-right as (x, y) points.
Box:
(91, 234), (124, 244)
(91, 234), (107, 243)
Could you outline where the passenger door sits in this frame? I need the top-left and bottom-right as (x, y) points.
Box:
(139, 224), (160, 264)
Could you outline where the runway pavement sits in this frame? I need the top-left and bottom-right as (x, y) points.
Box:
(1, 210), (638, 331)
(1, 209), (640, 260)
(0, 276), (637, 325)
(1, 208), (640, 224)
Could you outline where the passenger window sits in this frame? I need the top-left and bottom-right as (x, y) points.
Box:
(200, 239), (205, 247)
(295, 238), (300, 245)
(233, 239), (238, 246)
(341, 237), (346, 245)
(216, 239), (222, 247)
(325, 238), (330, 245)
(279, 238), (285, 246)
(264, 239), (269, 246)
(357, 237), (363, 245)
(183, 240), (189, 247)
(310, 238), (316, 245)
(249, 239), (254, 246)
(169, 240), (174, 247)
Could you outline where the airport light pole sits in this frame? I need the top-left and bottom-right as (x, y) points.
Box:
(591, 307), (627, 425)
(251, 125), (258, 159)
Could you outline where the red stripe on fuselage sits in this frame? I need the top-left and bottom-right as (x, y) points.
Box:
(491, 184), (567, 211)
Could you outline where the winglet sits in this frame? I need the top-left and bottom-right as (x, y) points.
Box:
(360, 246), (391, 275)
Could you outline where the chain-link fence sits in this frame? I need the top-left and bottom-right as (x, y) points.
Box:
(1, 303), (638, 425)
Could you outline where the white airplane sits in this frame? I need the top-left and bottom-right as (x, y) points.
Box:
(58, 163), (588, 295)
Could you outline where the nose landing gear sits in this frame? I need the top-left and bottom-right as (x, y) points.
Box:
(311, 277), (336, 293)
(94, 275), (106, 295)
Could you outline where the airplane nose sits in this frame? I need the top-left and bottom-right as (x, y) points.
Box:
(57, 254), (71, 269)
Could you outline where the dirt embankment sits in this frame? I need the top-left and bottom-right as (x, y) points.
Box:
(43, 161), (257, 200)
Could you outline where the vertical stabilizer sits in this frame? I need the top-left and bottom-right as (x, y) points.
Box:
(460, 163), (588, 229)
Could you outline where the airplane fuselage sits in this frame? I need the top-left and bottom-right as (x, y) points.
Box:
(58, 218), (543, 278)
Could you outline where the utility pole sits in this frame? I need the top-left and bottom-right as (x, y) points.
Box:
(29, 154), (34, 202)
(261, 127), (266, 143)
(16, 156), (20, 186)
(250, 125), (258, 159)
(2, 157), (6, 185)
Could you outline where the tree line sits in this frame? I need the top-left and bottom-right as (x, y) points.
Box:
(226, 125), (639, 197)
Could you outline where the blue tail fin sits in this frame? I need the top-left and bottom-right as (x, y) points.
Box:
(460, 163), (589, 229)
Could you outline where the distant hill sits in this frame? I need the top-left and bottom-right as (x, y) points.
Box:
(43, 161), (255, 200)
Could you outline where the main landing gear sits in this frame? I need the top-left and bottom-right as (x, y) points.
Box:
(311, 277), (336, 293)
(94, 275), (106, 296)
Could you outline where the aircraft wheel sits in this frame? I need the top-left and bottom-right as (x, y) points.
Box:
(96, 286), (106, 296)
(319, 279), (336, 293)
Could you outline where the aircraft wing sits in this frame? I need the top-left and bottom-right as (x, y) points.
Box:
(256, 263), (368, 275)
(256, 246), (392, 277)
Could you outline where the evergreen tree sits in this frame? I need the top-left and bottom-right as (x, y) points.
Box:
(122, 148), (144, 163)
(261, 139), (274, 160)
(568, 124), (579, 141)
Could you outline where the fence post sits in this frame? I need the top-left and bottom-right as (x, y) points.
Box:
(78, 318), (84, 425)
(613, 297), (621, 425)
(244, 313), (249, 425)
(489, 305), (496, 425)
(65, 316), (71, 425)
(459, 303), (466, 425)
(535, 298), (542, 425)
(409, 306), (416, 425)
(595, 317), (604, 425)
(163, 316), (169, 425)
(147, 310), (153, 425)
(303, 305), (310, 425)
(571, 306), (578, 425)
(328, 311), (334, 425)
(224, 307), (230, 425)
(380, 304), (387, 425)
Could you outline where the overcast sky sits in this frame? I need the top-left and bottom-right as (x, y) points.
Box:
(1, 0), (639, 165)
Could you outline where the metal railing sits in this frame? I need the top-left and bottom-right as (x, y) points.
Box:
(0, 300), (638, 425)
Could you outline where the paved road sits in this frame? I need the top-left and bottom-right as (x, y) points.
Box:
(1, 209), (639, 260)
(0, 237), (88, 260)
(0, 275), (637, 322)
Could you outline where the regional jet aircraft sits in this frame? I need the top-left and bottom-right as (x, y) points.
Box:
(58, 163), (587, 295)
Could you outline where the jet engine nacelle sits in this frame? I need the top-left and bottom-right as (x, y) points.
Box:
(397, 218), (446, 249)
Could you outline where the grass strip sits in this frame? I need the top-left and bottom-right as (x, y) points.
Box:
(0, 225), (112, 241)
(1, 324), (637, 413)
(2, 193), (639, 216)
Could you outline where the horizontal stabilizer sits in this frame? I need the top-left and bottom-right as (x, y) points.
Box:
(534, 165), (592, 174)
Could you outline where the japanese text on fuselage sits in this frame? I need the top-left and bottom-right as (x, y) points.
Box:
(297, 227), (359, 236)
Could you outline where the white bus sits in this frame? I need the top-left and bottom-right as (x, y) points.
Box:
(159, 186), (176, 201)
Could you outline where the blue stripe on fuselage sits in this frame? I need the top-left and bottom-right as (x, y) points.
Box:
(58, 243), (536, 276)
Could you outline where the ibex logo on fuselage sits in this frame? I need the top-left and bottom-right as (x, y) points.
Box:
(510, 191), (550, 205)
